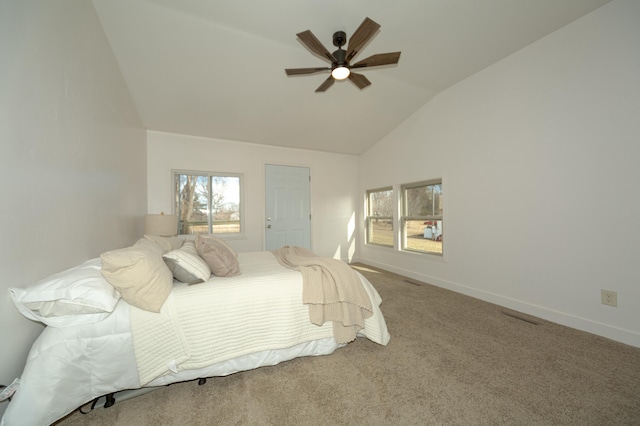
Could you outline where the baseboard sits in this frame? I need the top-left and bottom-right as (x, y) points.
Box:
(353, 257), (640, 348)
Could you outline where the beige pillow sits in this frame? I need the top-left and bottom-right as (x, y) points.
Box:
(100, 239), (173, 312)
(163, 241), (211, 284)
(195, 234), (240, 277)
(143, 234), (185, 253)
(134, 237), (165, 254)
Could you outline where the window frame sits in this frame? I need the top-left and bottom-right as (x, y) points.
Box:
(365, 186), (394, 248)
(400, 179), (443, 256)
(172, 169), (245, 238)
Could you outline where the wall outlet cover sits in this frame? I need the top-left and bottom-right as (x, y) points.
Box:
(601, 289), (618, 307)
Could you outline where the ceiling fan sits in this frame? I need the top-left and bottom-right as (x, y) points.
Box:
(285, 17), (401, 92)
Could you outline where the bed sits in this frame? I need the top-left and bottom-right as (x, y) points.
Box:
(2, 236), (390, 426)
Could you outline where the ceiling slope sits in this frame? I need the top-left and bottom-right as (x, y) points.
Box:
(92, 0), (612, 154)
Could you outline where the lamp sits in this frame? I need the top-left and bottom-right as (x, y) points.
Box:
(331, 66), (350, 80)
(144, 212), (178, 236)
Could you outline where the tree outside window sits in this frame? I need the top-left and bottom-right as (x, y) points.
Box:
(174, 172), (242, 235)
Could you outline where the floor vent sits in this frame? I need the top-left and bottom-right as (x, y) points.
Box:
(500, 311), (540, 325)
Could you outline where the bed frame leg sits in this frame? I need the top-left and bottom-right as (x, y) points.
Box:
(198, 378), (207, 385)
(104, 393), (116, 408)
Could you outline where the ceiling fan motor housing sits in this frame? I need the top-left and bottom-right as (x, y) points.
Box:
(332, 48), (347, 67)
(332, 31), (347, 47)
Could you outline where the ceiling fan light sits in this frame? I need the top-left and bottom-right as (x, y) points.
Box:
(331, 66), (350, 80)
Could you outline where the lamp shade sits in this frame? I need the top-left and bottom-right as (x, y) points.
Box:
(144, 213), (178, 236)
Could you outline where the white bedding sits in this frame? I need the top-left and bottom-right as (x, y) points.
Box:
(1, 251), (389, 426)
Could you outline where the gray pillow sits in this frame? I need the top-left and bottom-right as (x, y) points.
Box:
(163, 241), (211, 284)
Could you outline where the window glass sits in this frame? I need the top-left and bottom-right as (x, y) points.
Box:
(405, 184), (442, 217)
(402, 181), (443, 255)
(366, 188), (393, 247)
(174, 172), (242, 235)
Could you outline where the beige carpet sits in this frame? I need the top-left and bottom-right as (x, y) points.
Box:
(58, 263), (640, 425)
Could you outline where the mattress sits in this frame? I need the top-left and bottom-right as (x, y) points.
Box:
(1, 251), (389, 426)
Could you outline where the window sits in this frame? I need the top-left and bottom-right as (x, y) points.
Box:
(366, 187), (394, 247)
(173, 171), (243, 236)
(401, 180), (443, 255)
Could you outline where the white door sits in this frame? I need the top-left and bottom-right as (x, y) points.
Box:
(265, 164), (311, 250)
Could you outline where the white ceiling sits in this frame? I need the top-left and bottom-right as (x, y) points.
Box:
(92, 0), (612, 155)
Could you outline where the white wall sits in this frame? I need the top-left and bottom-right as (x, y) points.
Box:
(0, 0), (146, 415)
(147, 131), (359, 260)
(358, 0), (640, 347)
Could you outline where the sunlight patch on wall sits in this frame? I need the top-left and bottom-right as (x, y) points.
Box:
(333, 245), (341, 260)
(348, 237), (355, 262)
(347, 212), (356, 241)
(347, 212), (356, 261)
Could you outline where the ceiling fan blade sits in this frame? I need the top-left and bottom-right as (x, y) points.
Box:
(315, 76), (335, 92)
(348, 72), (371, 89)
(346, 17), (381, 63)
(351, 52), (401, 69)
(285, 67), (330, 76)
(297, 30), (336, 63)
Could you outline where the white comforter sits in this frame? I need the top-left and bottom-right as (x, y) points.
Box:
(1, 252), (390, 426)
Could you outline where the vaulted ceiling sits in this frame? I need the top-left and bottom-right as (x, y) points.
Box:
(92, 0), (612, 154)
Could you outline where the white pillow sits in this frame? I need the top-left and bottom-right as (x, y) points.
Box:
(163, 241), (211, 284)
(9, 258), (121, 327)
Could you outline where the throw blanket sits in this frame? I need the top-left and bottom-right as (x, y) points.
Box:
(272, 246), (373, 344)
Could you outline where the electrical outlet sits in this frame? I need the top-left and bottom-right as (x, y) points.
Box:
(601, 289), (618, 307)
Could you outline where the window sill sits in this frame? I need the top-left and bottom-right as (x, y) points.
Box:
(179, 233), (246, 241)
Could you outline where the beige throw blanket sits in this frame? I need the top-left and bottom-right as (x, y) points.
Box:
(272, 246), (373, 344)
